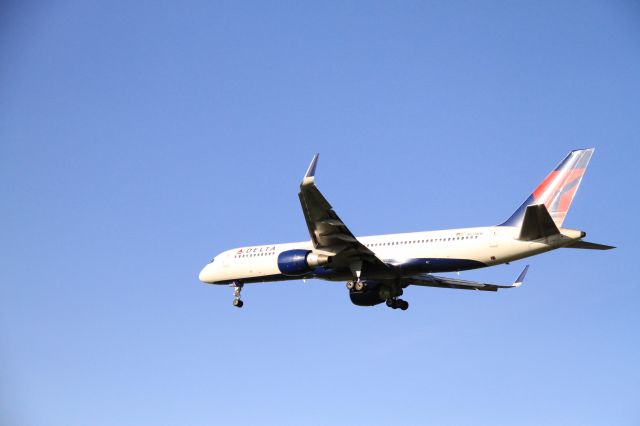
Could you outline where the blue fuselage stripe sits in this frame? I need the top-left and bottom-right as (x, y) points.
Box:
(210, 257), (487, 284)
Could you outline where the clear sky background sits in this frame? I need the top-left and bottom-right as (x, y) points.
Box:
(1, 1), (639, 425)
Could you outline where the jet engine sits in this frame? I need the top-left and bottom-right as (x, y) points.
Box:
(349, 283), (384, 306)
(277, 250), (332, 276)
(348, 282), (404, 306)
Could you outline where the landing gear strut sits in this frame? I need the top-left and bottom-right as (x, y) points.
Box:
(386, 298), (409, 311)
(231, 282), (244, 308)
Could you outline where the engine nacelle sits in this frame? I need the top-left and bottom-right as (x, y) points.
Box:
(349, 282), (384, 306)
(277, 250), (332, 276)
(349, 283), (402, 306)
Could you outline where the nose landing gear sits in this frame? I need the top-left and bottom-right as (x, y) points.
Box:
(231, 282), (244, 308)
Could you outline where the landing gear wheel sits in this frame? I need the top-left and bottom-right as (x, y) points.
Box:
(346, 281), (355, 290)
(386, 298), (409, 310)
(231, 282), (244, 308)
(355, 281), (365, 291)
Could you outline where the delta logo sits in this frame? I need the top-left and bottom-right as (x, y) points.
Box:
(237, 246), (276, 255)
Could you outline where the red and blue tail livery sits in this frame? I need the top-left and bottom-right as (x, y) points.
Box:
(501, 148), (594, 227)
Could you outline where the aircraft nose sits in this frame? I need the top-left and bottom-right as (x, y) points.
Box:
(199, 264), (212, 283)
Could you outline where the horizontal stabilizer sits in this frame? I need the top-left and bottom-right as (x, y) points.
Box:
(519, 204), (560, 241)
(566, 240), (616, 250)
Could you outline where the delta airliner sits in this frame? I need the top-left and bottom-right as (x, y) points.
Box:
(199, 149), (613, 310)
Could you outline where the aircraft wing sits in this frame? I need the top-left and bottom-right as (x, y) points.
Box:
(403, 265), (529, 292)
(298, 154), (388, 272)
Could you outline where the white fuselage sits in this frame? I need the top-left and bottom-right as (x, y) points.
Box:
(199, 225), (584, 285)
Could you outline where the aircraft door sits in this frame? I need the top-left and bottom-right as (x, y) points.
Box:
(489, 231), (499, 248)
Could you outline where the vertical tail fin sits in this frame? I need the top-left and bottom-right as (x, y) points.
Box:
(501, 148), (594, 228)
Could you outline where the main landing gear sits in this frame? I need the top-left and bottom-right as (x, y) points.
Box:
(386, 298), (409, 311)
(231, 282), (244, 308)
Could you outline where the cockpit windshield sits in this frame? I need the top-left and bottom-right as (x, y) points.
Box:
(209, 257), (216, 263)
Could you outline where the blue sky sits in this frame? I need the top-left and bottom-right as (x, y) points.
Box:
(1, 1), (639, 425)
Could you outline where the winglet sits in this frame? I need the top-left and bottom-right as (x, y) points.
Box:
(301, 153), (319, 187)
(513, 265), (529, 288)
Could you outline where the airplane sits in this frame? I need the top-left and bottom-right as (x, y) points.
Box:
(198, 148), (614, 310)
